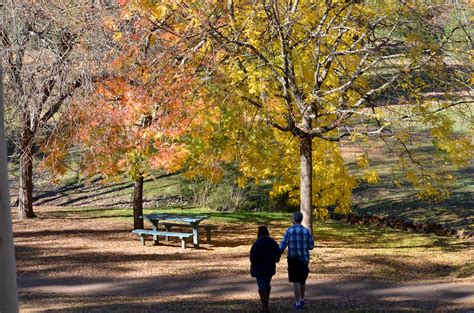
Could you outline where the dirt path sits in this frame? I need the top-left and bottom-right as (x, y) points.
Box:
(13, 206), (474, 312)
(18, 274), (474, 311)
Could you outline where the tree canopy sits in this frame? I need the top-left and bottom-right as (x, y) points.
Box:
(109, 0), (472, 231)
(35, 1), (473, 232)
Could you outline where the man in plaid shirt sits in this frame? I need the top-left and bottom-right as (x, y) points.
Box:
(279, 212), (314, 310)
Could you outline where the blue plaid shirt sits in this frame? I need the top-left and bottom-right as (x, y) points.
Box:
(279, 224), (314, 263)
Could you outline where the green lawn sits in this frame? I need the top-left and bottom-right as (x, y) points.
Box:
(48, 206), (468, 250)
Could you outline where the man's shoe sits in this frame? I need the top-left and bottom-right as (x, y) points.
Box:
(294, 302), (303, 310)
(300, 299), (305, 307)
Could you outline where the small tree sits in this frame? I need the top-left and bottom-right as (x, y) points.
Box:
(72, 75), (190, 229)
(44, 19), (198, 228)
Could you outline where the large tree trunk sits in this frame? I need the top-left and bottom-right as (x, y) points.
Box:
(300, 133), (313, 234)
(132, 174), (144, 230)
(0, 65), (20, 312)
(18, 123), (35, 219)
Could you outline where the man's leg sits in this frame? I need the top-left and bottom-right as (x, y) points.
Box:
(299, 261), (309, 305)
(300, 283), (306, 305)
(293, 282), (302, 302)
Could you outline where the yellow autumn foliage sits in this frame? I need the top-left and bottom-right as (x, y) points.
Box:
(119, 0), (472, 212)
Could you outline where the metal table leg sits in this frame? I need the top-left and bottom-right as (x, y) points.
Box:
(191, 222), (200, 248)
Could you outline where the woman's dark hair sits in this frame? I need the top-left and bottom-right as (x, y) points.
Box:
(257, 226), (269, 238)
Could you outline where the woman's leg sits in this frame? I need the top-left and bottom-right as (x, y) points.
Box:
(256, 276), (271, 311)
(266, 277), (272, 308)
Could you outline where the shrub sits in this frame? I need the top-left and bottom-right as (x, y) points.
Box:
(178, 163), (296, 211)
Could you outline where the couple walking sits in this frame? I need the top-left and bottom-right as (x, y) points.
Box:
(250, 212), (314, 312)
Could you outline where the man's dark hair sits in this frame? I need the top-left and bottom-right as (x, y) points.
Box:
(257, 225), (269, 238)
(293, 212), (303, 224)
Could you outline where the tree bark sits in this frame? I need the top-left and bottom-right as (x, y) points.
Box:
(18, 122), (35, 219)
(0, 65), (20, 312)
(300, 133), (313, 234)
(132, 174), (144, 230)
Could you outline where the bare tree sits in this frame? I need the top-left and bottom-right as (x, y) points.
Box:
(0, 0), (116, 218)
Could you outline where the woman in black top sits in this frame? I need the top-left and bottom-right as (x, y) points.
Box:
(250, 226), (281, 313)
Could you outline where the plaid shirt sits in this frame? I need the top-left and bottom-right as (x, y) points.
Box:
(279, 224), (314, 263)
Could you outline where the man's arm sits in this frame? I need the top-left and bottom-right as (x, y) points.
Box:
(279, 229), (289, 253)
(308, 232), (314, 250)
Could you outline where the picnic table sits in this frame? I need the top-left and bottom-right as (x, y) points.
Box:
(134, 213), (211, 248)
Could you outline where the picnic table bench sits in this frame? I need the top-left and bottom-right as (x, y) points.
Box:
(160, 222), (217, 243)
(132, 213), (213, 248)
(131, 229), (193, 249)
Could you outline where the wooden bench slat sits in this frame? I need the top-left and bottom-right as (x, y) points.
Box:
(132, 229), (193, 238)
(160, 222), (217, 229)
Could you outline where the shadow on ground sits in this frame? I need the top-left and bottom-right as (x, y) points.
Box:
(18, 276), (474, 312)
(19, 297), (472, 313)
